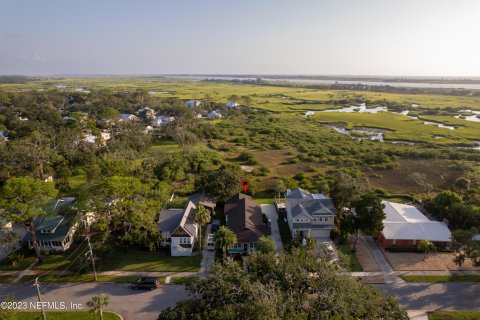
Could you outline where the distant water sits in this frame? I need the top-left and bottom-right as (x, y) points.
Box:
(168, 75), (480, 90)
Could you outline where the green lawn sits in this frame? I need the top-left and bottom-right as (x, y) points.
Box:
(0, 256), (37, 271)
(68, 174), (87, 193)
(336, 244), (363, 272)
(401, 275), (480, 283)
(0, 275), (17, 282)
(99, 248), (201, 272)
(253, 198), (275, 204)
(171, 276), (198, 285)
(9, 311), (120, 320)
(428, 311), (480, 320)
(27, 274), (140, 283)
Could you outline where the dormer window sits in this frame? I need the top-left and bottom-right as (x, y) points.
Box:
(41, 229), (53, 234)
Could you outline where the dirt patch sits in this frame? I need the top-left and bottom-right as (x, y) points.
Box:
(369, 159), (464, 194)
(350, 238), (381, 272)
(385, 251), (479, 271)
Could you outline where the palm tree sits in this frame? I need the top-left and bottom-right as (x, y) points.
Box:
(192, 204), (211, 251)
(257, 236), (276, 254)
(214, 226), (237, 257)
(417, 240), (436, 261)
(87, 293), (110, 320)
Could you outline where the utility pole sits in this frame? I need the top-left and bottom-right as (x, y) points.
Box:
(86, 235), (98, 281)
(34, 277), (47, 320)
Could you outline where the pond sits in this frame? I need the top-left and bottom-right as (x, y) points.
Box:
(322, 103), (388, 113)
(320, 104), (457, 129)
(454, 110), (480, 123)
(322, 124), (386, 142)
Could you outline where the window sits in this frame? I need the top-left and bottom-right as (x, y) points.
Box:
(392, 239), (397, 245)
(412, 240), (417, 245)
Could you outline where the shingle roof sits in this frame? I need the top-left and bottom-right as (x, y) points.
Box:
(225, 194), (270, 243)
(290, 200), (336, 218)
(158, 201), (197, 237)
(381, 201), (451, 242)
(188, 193), (216, 209)
(158, 209), (184, 233)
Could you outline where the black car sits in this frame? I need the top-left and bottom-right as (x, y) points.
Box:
(132, 277), (160, 290)
(211, 223), (219, 233)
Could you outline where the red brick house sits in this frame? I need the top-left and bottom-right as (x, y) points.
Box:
(376, 201), (452, 250)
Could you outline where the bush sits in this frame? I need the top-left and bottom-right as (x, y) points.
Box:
(6, 253), (24, 266)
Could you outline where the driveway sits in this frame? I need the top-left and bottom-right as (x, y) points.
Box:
(0, 282), (189, 320)
(200, 221), (217, 276)
(260, 204), (283, 252)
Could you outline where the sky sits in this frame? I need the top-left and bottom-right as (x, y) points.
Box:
(1, 0), (479, 76)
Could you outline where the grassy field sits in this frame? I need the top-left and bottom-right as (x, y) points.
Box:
(428, 311), (480, 320)
(99, 248), (201, 272)
(6, 311), (121, 320)
(0, 257), (37, 271)
(400, 275), (480, 283)
(21, 275), (140, 283)
(171, 276), (198, 285)
(336, 244), (363, 272)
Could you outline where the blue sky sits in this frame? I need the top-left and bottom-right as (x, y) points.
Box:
(1, 0), (479, 76)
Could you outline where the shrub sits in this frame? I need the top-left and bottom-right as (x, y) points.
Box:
(6, 253), (24, 266)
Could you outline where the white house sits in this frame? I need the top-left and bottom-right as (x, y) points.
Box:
(83, 133), (97, 144)
(152, 115), (175, 127)
(207, 110), (222, 120)
(285, 188), (336, 239)
(158, 201), (198, 256)
(186, 100), (201, 108)
(226, 101), (239, 109)
(101, 130), (111, 141)
(376, 201), (452, 249)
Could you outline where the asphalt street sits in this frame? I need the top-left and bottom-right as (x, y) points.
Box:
(375, 282), (480, 311)
(0, 282), (189, 320)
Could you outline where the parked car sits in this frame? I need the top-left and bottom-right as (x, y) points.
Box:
(207, 233), (215, 250)
(211, 223), (219, 233)
(132, 277), (160, 290)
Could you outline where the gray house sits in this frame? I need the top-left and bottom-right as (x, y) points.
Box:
(285, 188), (336, 239)
(158, 201), (198, 256)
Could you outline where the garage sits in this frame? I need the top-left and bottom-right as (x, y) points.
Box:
(310, 228), (331, 238)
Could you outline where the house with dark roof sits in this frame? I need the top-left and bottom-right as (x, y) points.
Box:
(188, 193), (216, 213)
(23, 197), (79, 252)
(224, 193), (270, 254)
(285, 188), (336, 239)
(158, 201), (199, 256)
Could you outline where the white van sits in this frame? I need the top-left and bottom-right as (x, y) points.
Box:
(206, 233), (215, 251)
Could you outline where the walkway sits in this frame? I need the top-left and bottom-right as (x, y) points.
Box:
(361, 235), (405, 286)
(260, 204), (283, 252)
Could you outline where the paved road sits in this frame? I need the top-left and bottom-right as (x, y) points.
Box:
(260, 204), (283, 252)
(375, 282), (480, 311)
(0, 282), (189, 320)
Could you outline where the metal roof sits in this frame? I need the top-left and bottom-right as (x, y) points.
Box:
(381, 201), (451, 242)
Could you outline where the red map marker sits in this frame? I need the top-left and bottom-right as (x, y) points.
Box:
(240, 178), (250, 192)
